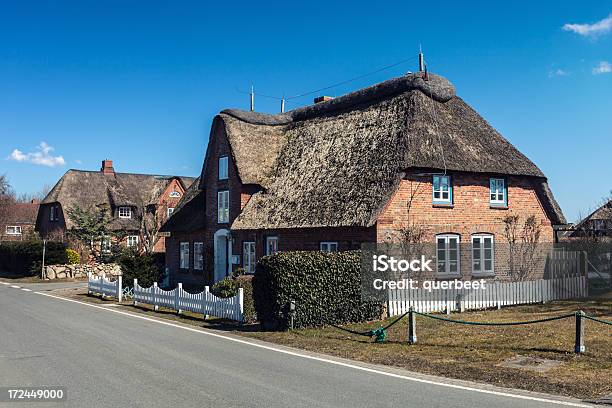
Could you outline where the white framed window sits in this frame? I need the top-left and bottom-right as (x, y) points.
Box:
(490, 178), (506, 205)
(169, 191), (181, 198)
(436, 234), (460, 275)
(472, 234), (494, 275)
(118, 206), (132, 219)
(433, 175), (452, 204)
(266, 236), (278, 256)
(193, 242), (204, 270)
(167, 207), (175, 217)
(593, 219), (606, 231)
(50, 205), (59, 221)
(219, 156), (229, 180)
(217, 190), (229, 223)
(320, 242), (338, 252)
(127, 235), (139, 247)
(243, 241), (256, 274)
(101, 236), (111, 253)
(180, 242), (190, 269)
(5, 226), (22, 235)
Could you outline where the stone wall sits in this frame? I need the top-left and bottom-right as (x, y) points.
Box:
(44, 262), (122, 280)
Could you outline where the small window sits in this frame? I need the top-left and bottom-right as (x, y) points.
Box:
(266, 236), (278, 256)
(433, 175), (452, 204)
(436, 234), (460, 275)
(180, 242), (190, 269)
(127, 235), (139, 247)
(320, 242), (338, 252)
(50, 205), (59, 221)
(490, 178), (507, 205)
(243, 241), (256, 274)
(167, 207), (175, 217)
(118, 206), (132, 219)
(193, 242), (204, 270)
(217, 190), (229, 223)
(169, 191), (181, 198)
(219, 156), (229, 180)
(472, 234), (494, 275)
(593, 220), (606, 231)
(101, 236), (112, 253)
(5, 226), (22, 235)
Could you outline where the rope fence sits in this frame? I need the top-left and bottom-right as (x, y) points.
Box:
(330, 309), (611, 353)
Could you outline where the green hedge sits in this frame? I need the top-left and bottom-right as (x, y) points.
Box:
(0, 241), (68, 276)
(115, 248), (162, 288)
(253, 250), (383, 330)
(211, 274), (256, 323)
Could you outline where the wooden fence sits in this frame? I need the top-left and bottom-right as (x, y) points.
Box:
(87, 273), (122, 302)
(133, 280), (244, 322)
(387, 276), (587, 316)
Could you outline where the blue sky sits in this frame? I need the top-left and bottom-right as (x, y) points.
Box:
(0, 1), (610, 222)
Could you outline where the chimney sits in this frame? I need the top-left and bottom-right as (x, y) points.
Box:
(101, 159), (115, 175)
(314, 96), (334, 104)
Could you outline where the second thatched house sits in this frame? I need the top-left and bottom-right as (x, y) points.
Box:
(161, 70), (566, 287)
(36, 160), (195, 253)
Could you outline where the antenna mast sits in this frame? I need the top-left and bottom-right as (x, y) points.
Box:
(250, 85), (255, 111)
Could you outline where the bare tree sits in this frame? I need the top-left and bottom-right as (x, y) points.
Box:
(503, 214), (542, 280)
(138, 202), (168, 254)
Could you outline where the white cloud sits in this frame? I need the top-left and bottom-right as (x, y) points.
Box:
(548, 68), (570, 78)
(75, 159), (83, 165)
(563, 14), (612, 38)
(593, 61), (612, 75)
(7, 141), (66, 167)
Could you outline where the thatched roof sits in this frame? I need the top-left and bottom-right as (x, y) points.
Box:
(39, 170), (196, 230)
(570, 199), (612, 234)
(159, 177), (206, 233)
(207, 72), (565, 229)
(0, 201), (39, 225)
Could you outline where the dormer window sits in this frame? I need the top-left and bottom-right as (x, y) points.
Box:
(118, 206), (132, 219)
(49, 205), (60, 222)
(219, 156), (228, 180)
(432, 175), (452, 204)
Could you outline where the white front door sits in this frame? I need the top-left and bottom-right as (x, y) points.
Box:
(214, 229), (230, 283)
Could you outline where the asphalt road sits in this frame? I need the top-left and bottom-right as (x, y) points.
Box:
(0, 281), (594, 408)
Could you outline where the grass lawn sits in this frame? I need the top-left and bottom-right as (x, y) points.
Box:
(55, 288), (611, 400)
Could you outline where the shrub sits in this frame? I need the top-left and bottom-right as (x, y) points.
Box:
(115, 248), (162, 288)
(0, 241), (68, 276)
(66, 248), (81, 264)
(211, 277), (238, 298)
(253, 250), (383, 330)
(210, 274), (256, 323)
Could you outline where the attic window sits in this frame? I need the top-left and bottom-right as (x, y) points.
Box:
(118, 206), (132, 219)
(169, 191), (181, 198)
(217, 191), (229, 223)
(50, 205), (59, 222)
(219, 156), (228, 180)
(432, 175), (452, 204)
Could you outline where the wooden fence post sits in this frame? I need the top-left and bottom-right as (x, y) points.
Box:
(117, 275), (122, 303)
(238, 287), (244, 322)
(574, 310), (585, 353)
(176, 283), (182, 314)
(100, 273), (105, 300)
(202, 286), (209, 320)
(133, 278), (138, 306)
(408, 307), (417, 344)
(153, 282), (159, 311)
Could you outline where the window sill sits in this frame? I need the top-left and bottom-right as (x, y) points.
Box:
(432, 203), (454, 208)
(471, 272), (495, 278)
(436, 273), (461, 279)
(489, 204), (508, 210)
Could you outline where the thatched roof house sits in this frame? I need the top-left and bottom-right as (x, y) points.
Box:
(163, 70), (566, 286)
(202, 72), (564, 231)
(568, 199), (612, 238)
(36, 160), (196, 251)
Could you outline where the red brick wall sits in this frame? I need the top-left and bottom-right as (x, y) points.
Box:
(153, 178), (189, 253)
(376, 172), (553, 243)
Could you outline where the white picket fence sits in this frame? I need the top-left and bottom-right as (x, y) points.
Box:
(387, 276), (587, 317)
(87, 273), (123, 302)
(133, 279), (244, 322)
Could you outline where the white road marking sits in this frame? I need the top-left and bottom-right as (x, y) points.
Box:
(0, 282), (10, 285)
(21, 288), (32, 292)
(10, 285), (21, 289)
(33, 291), (592, 408)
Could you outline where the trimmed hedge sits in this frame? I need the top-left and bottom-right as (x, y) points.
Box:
(253, 250), (383, 330)
(0, 241), (68, 276)
(211, 274), (256, 323)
